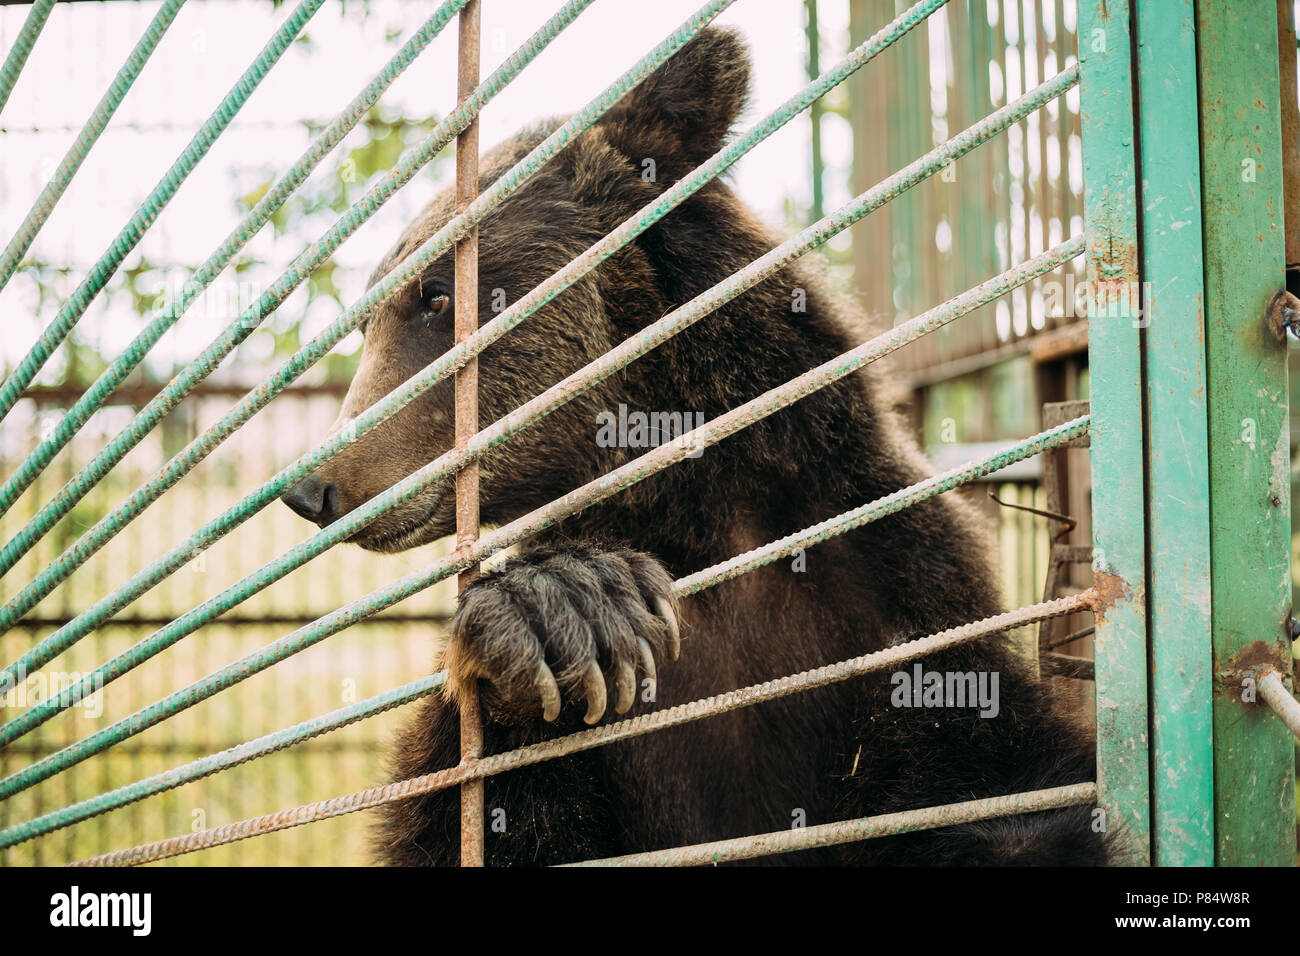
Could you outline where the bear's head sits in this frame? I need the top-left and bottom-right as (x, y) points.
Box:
(280, 27), (759, 552)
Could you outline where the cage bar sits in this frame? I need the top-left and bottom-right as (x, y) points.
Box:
(0, 415), (1090, 803)
(0, 0), (599, 587)
(0, 0), (55, 115)
(0, 0), (326, 422)
(63, 593), (1093, 866)
(1133, 0), (1214, 866)
(1077, 0), (1151, 865)
(1197, 0), (1297, 865)
(0, 0), (471, 514)
(0, 47), (1070, 748)
(453, 0), (485, 869)
(0, 0), (186, 291)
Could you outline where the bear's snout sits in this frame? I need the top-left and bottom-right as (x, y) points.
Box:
(281, 474), (340, 527)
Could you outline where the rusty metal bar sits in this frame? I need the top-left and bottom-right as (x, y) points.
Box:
(64, 593), (1093, 866)
(454, 0), (485, 870)
(563, 783), (1100, 866)
(1257, 669), (1300, 741)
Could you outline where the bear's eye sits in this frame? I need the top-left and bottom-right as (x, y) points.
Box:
(416, 291), (451, 324)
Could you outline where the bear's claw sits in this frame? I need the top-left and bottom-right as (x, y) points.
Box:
(445, 544), (678, 725)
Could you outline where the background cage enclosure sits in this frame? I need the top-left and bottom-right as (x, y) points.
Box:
(0, 0), (1295, 866)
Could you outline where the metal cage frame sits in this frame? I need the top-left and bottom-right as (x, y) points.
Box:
(0, 0), (1294, 867)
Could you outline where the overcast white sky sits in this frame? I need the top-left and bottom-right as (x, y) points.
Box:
(0, 0), (857, 382)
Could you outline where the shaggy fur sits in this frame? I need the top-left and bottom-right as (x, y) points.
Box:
(282, 28), (1109, 866)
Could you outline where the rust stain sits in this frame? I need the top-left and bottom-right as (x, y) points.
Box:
(1220, 639), (1291, 689)
(1090, 570), (1129, 622)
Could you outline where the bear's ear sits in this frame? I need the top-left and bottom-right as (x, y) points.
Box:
(599, 26), (751, 173)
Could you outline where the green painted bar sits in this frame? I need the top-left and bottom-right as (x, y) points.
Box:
(1196, 0), (1297, 865)
(0, 0), (56, 116)
(1134, 0), (1213, 866)
(1078, 0), (1151, 864)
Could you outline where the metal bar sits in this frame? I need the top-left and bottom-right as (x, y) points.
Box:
(0, 0), (963, 690)
(1133, 0), (1213, 866)
(1077, 0), (1151, 865)
(0, 675), (446, 850)
(63, 595), (1093, 866)
(0, 0), (325, 422)
(453, 0), (484, 870)
(0, 0), (599, 578)
(0, 413), (1089, 798)
(564, 784), (1100, 866)
(0, 0), (188, 291)
(675, 414), (1091, 595)
(1278, 0), (1299, 277)
(0, 235), (1083, 751)
(1197, 0), (1297, 865)
(805, 0), (824, 222)
(0, 0), (470, 512)
(1257, 670), (1300, 741)
(0, 419), (1085, 845)
(0, 0), (54, 115)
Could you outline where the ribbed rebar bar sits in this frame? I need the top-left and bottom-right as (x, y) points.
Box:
(64, 593), (1093, 865)
(0, 0), (56, 116)
(0, 60), (1074, 723)
(0, 0), (189, 292)
(0, 0), (325, 422)
(563, 784), (1100, 866)
(0, 409), (1089, 844)
(0, 417), (1088, 799)
(0, 0), (599, 580)
(0, 234), (1083, 749)
(0, 0), (728, 624)
(0, 0), (469, 512)
(0, 675), (445, 850)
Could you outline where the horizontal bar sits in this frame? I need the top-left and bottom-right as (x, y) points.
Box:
(0, 0), (325, 422)
(0, 0), (56, 115)
(0, 416), (1089, 799)
(0, 0), (967, 712)
(0, 0), (188, 292)
(0, 66), (1079, 740)
(563, 783), (1100, 866)
(1257, 669), (1300, 741)
(0, 0), (470, 510)
(0, 673), (445, 850)
(64, 593), (1093, 865)
(0, 0), (729, 640)
(0, 0), (601, 584)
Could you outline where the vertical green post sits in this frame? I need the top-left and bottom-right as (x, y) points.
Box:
(1079, 0), (1151, 864)
(1197, 0), (1297, 865)
(1135, 0), (1214, 866)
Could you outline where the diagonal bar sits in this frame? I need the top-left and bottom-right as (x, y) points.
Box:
(0, 0), (56, 116)
(0, 0), (325, 422)
(62, 596), (1093, 866)
(0, 0), (470, 513)
(0, 0), (189, 292)
(0, 401), (1086, 796)
(0, 414), (1089, 844)
(0, 44), (1062, 710)
(0, 0), (726, 607)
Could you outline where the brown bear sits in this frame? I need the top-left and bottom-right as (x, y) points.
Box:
(281, 27), (1108, 866)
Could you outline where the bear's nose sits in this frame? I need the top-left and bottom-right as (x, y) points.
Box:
(281, 475), (340, 526)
